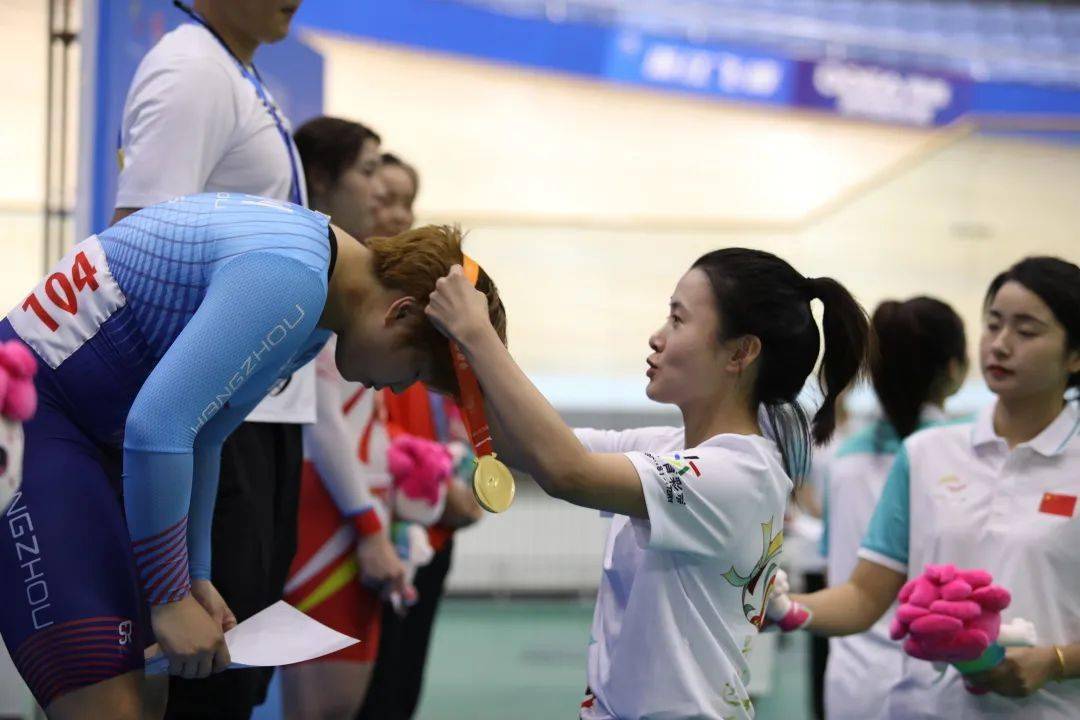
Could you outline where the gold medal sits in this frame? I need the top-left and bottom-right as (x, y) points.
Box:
(472, 453), (515, 513)
(452, 254), (513, 513)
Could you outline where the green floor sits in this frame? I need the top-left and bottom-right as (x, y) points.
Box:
(415, 599), (813, 720)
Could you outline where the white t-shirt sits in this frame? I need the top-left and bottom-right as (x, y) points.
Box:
(860, 400), (1080, 719)
(117, 22), (314, 424)
(574, 426), (792, 720)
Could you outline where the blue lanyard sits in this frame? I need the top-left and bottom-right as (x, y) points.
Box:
(169, 1), (303, 206)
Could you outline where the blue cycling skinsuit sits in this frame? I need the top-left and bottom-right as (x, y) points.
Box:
(0, 193), (335, 707)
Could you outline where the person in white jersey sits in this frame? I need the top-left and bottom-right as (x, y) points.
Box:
(426, 248), (871, 719)
(769, 256), (1080, 719)
(820, 296), (967, 719)
(109, 2), (345, 717)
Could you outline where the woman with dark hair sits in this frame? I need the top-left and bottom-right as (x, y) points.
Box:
(770, 256), (1080, 719)
(820, 296), (967, 719)
(869, 297), (969, 443)
(372, 153), (419, 240)
(294, 116), (387, 242)
(426, 248), (870, 719)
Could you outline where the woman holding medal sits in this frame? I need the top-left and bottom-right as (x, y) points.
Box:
(427, 248), (870, 719)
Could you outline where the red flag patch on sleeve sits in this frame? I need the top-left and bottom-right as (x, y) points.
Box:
(1039, 492), (1077, 518)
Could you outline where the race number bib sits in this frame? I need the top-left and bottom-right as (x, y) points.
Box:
(8, 236), (126, 369)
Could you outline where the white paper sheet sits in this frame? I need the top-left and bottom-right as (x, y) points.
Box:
(145, 601), (358, 674)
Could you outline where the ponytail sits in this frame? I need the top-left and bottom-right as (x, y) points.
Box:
(870, 297), (966, 442)
(806, 276), (871, 445)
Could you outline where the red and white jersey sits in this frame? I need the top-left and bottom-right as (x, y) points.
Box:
(285, 337), (391, 602)
(286, 337), (447, 611)
(303, 336), (392, 521)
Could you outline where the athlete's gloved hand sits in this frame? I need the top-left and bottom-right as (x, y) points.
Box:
(763, 568), (813, 632)
(151, 592), (230, 679)
(357, 530), (418, 607)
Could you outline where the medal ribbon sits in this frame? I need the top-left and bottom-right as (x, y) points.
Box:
(450, 256), (494, 458)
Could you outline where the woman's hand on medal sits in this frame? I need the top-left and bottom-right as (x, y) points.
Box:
(426, 265), (493, 348)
